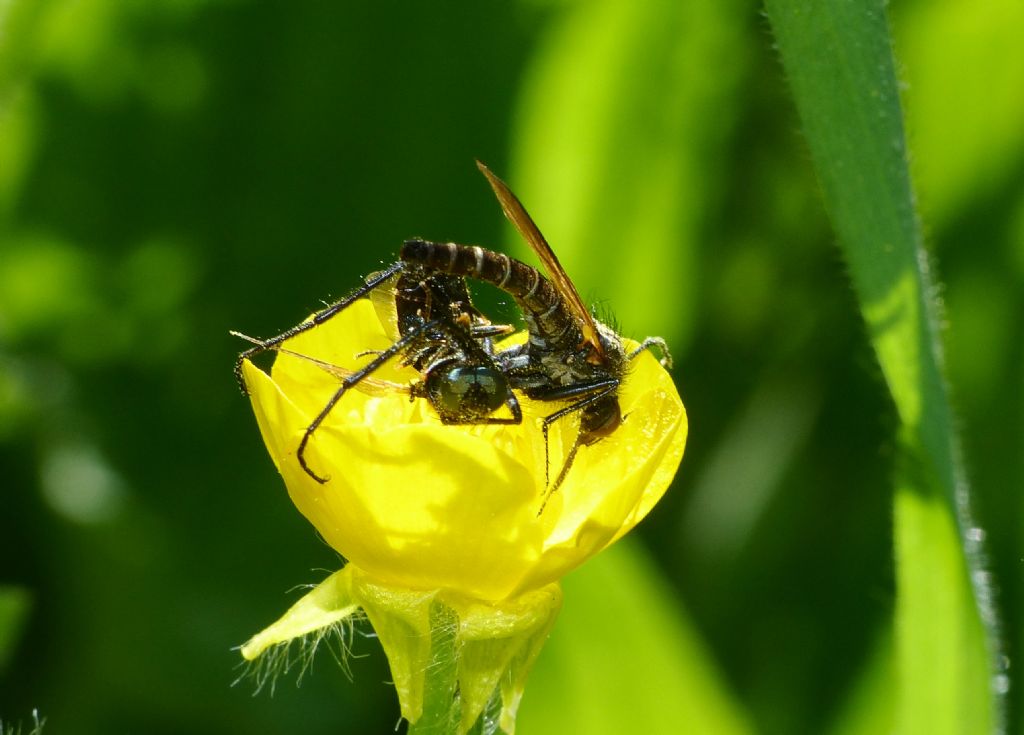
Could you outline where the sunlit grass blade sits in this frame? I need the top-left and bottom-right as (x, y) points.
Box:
(764, 2), (1001, 733)
(517, 540), (754, 735)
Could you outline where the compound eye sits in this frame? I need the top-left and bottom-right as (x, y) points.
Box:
(430, 365), (509, 419)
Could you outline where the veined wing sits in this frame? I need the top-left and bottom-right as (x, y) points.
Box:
(475, 160), (605, 362)
(279, 347), (412, 397)
(366, 269), (402, 343)
(230, 330), (411, 397)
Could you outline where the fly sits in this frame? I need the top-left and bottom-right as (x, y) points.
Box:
(400, 162), (672, 511)
(233, 263), (521, 483)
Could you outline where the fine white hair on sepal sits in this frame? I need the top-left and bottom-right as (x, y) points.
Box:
(233, 612), (365, 695)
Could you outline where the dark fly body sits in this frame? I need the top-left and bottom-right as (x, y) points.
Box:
(233, 262), (521, 483)
(400, 162), (671, 509)
(234, 161), (669, 509)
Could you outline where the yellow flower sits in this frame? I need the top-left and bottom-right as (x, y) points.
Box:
(239, 297), (686, 733)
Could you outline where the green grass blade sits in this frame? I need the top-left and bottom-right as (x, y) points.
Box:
(763, 2), (1000, 733)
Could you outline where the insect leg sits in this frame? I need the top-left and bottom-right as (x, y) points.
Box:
(530, 377), (621, 403)
(296, 317), (446, 483)
(537, 439), (581, 516)
(233, 261), (405, 394)
(537, 380), (619, 499)
(629, 336), (673, 369)
(469, 323), (516, 339)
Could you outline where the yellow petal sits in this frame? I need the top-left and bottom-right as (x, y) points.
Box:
(241, 298), (686, 601)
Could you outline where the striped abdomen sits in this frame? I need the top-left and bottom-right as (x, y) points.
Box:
(400, 239), (578, 353)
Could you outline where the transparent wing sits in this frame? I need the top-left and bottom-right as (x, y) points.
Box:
(278, 347), (412, 396)
(476, 160), (605, 361)
(366, 270), (402, 343)
(230, 330), (411, 397)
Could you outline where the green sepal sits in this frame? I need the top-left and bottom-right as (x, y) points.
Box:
(240, 566), (359, 660)
(453, 587), (562, 734)
(242, 565), (562, 734)
(352, 572), (440, 723)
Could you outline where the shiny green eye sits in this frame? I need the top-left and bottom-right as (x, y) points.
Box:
(430, 365), (509, 419)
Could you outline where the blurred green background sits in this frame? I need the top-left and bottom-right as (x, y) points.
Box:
(1, 0), (1021, 733)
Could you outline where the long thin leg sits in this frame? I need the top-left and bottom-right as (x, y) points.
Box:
(537, 439), (581, 516)
(538, 381), (619, 489)
(529, 377), (618, 485)
(629, 336), (672, 369)
(233, 261), (405, 394)
(296, 317), (445, 483)
(231, 332), (411, 396)
(530, 377), (620, 404)
(469, 323), (516, 339)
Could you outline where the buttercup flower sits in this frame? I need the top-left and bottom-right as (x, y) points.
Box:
(239, 298), (686, 733)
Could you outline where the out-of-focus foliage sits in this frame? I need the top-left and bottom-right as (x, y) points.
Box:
(519, 541), (753, 735)
(0, 0), (1020, 734)
(0, 587), (31, 671)
(767, 2), (996, 732)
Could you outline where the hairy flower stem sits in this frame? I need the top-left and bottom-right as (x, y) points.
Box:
(409, 603), (462, 735)
(407, 603), (508, 735)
